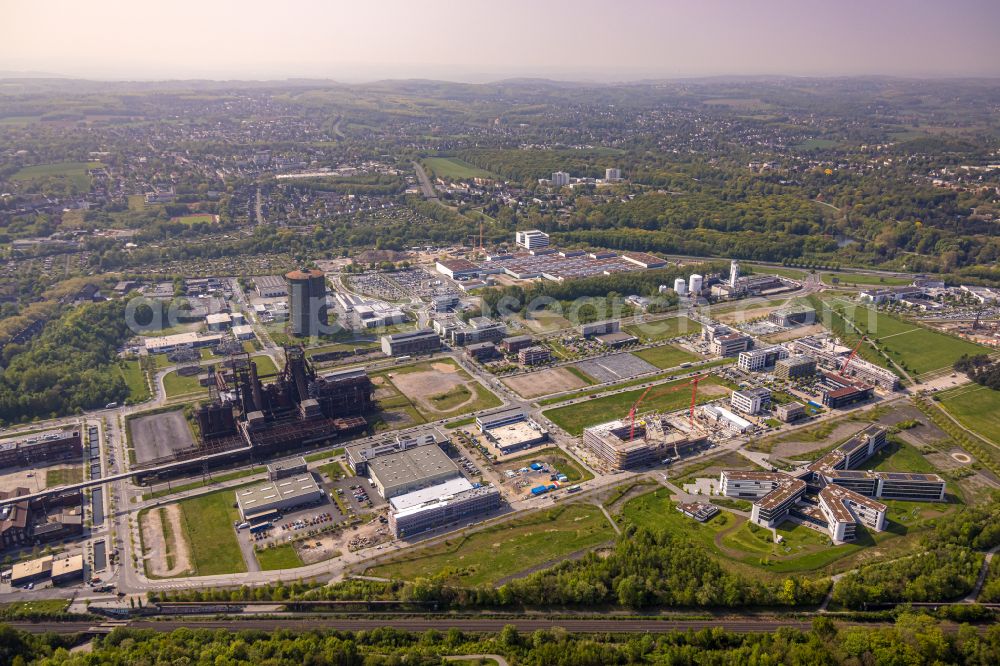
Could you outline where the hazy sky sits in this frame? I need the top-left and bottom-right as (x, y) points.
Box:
(3, 0), (1000, 81)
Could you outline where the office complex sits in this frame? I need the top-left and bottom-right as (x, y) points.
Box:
(774, 355), (817, 380)
(768, 306), (816, 328)
(730, 387), (771, 415)
(476, 409), (549, 455)
(515, 229), (551, 249)
(791, 335), (900, 390)
(380, 329), (441, 356)
(346, 428), (446, 475)
(712, 333), (753, 357)
(518, 346), (552, 366)
(286, 268), (327, 337)
(388, 477), (503, 538)
(737, 345), (789, 372)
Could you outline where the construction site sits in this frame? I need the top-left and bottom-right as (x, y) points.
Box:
(133, 347), (375, 481)
(581, 379), (710, 470)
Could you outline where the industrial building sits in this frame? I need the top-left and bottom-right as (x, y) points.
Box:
(10, 555), (54, 586)
(621, 251), (666, 269)
(476, 409), (549, 455)
(0, 429), (82, 469)
(730, 388), (771, 416)
(582, 416), (706, 470)
(768, 306), (816, 328)
(774, 355), (817, 380)
(380, 329), (440, 356)
(346, 428), (446, 475)
(699, 404), (753, 433)
(286, 268), (328, 337)
(737, 345), (789, 372)
(255, 275), (288, 298)
(267, 457), (308, 480)
(516, 229), (550, 250)
(435, 258), (482, 280)
(389, 478), (503, 538)
(143, 332), (224, 354)
(235, 474), (325, 521)
(367, 445), (462, 499)
(51, 554), (85, 585)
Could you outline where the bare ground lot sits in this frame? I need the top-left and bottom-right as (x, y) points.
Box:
(389, 362), (478, 415)
(716, 304), (788, 325)
(129, 410), (196, 464)
(769, 420), (870, 459)
(502, 367), (588, 399)
(761, 323), (826, 343)
(141, 505), (193, 578)
(0, 463), (81, 494)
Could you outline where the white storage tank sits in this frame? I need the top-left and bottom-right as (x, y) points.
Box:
(688, 274), (704, 294)
(673, 277), (688, 295)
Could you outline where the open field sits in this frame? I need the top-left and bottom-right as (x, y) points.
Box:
(821, 272), (914, 287)
(937, 384), (1000, 445)
(368, 504), (612, 586)
(171, 213), (217, 225)
(128, 409), (196, 464)
(162, 369), (208, 397)
(502, 366), (589, 399)
(256, 544), (304, 570)
(542, 376), (729, 435)
(45, 466), (83, 488)
(623, 316), (702, 342)
(118, 359), (150, 403)
(175, 487), (247, 576)
(814, 296), (987, 376)
(11, 161), (101, 190)
(632, 343), (700, 370)
(372, 359), (501, 427)
(143, 466), (266, 500)
(744, 265), (808, 280)
(519, 310), (573, 333)
(140, 505), (193, 578)
(422, 157), (494, 180)
(866, 438), (936, 474)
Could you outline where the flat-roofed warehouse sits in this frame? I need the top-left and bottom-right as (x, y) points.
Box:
(367, 445), (462, 498)
(235, 474), (325, 521)
(476, 409), (549, 455)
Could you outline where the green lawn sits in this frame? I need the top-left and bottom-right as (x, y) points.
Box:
(162, 370), (206, 397)
(624, 316), (702, 342)
(372, 358), (502, 421)
(171, 213), (216, 225)
(543, 376), (728, 435)
(176, 488), (247, 576)
(745, 265), (808, 280)
(821, 272), (915, 287)
(46, 466), (83, 487)
(256, 544), (303, 571)
(144, 467), (266, 500)
(937, 384), (1000, 445)
(423, 157), (494, 180)
(369, 504), (612, 586)
(118, 359), (150, 403)
(252, 354), (279, 375)
(304, 447), (346, 463)
(621, 489), (734, 551)
(814, 296), (987, 376)
(632, 343), (699, 370)
(12, 161), (101, 191)
(867, 438), (936, 473)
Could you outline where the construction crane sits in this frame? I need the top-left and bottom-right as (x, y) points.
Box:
(628, 386), (653, 442)
(839, 336), (866, 376)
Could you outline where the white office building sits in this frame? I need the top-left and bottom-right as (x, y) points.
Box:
(605, 168), (622, 182)
(515, 229), (550, 250)
(551, 171), (570, 187)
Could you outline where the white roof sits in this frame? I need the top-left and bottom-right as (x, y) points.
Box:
(143, 332), (223, 351)
(389, 477), (474, 512)
(206, 313), (231, 324)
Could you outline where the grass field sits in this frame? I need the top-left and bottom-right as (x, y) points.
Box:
(371, 358), (502, 425)
(12, 161), (101, 191)
(162, 370), (207, 398)
(867, 438), (936, 473)
(176, 488), (247, 576)
(632, 343), (699, 370)
(118, 359), (150, 403)
(624, 316), (702, 342)
(369, 504), (612, 586)
(937, 384), (1000, 445)
(256, 544), (303, 570)
(542, 375), (728, 435)
(144, 467), (266, 500)
(744, 265), (808, 280)
(814, 296), (987, 376)
(423, 157), (494, 180)
(171, 213), (217, 225)
(821, 272), (914, 287)
(46, 467), (83, 487)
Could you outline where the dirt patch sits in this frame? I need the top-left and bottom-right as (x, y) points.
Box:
(771, 420), (867, 459)
(141, 505), (193, 578)
(502, 367), (588, 398)
(129, 410), (196, 464)
(0, 463), (78, 494)
(717, 305), (787, 325)
(761, 323), (826, 343)
(391, 369), (476, 415)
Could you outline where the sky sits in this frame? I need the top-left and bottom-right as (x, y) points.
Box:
(3, 0), (1000, 82)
